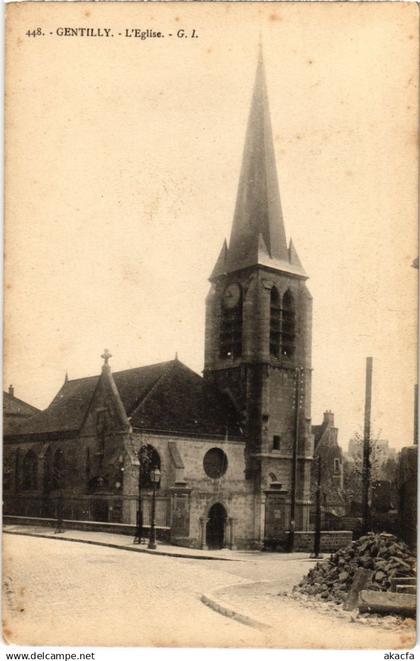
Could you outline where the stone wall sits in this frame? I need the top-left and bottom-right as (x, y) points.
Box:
(293, 530), (353, 552)
(263, 529), (352, 552)
(3, 515), (171, 542)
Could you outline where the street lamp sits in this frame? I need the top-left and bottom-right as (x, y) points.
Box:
(310, 454), (323, 559)
(148, 467), (161, 550)
(289, 367), (304, 552)
(133, 460), (144, 545)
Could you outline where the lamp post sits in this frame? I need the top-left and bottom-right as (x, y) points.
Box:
(310, 454), (323, 559)
(289, 367), (304, 552)
(133, 462), (144, 544)
(148, 467), (161, 550)
(134, 444), (152, 545)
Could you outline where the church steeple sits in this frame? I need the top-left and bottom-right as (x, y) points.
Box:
(204, 49), (313, 532)
(212, 49), (306, 279)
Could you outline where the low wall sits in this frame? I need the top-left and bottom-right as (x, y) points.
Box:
(264, 530), (353, 552)
(293, 530), (353, 552)
(3, 515), (171, 543)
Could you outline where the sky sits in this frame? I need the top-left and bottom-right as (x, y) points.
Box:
(5, 2), (418, 451)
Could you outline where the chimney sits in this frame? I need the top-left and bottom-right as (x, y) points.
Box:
(8, 384), (14, 398)
(323, 410), (334, 426)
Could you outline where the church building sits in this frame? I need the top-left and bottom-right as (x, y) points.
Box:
(4, 54), (315, 550)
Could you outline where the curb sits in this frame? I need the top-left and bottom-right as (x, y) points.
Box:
(3, 530), (238, 562)
(201, 589), (272, 631)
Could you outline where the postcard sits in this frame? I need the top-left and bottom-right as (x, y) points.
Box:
(3, 1), (418, 649)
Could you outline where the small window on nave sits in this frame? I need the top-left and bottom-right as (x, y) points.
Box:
(43, 446), (53, 495)
(52, 448), (66, 490)
(22, 450), (38, 491)
(15, 449), (22, 491)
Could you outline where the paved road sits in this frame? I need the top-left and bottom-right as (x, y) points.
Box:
(3, 534), (269, 647)
(3, 534), (415, 649)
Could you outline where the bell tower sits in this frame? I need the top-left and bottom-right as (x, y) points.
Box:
(204, 51), (313, 530)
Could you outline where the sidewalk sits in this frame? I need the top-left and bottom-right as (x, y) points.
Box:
(3, 523), (316, 564)
(3, 523), (248, 561)
(202, 579), (417, 648)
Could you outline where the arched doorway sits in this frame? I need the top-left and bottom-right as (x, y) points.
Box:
(206, 503), (227, 549)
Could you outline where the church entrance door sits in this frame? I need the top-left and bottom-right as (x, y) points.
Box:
(206, 503), (227, 549)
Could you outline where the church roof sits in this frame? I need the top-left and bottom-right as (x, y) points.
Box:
(211, 50), (307, 280)
(3, 391), (40, 418)
(3, 391), (40, 435)
(129, 360), (242, 437)
(5, 360), (243, 439)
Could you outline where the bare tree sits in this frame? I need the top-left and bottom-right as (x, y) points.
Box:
(344, 430), (398, 513)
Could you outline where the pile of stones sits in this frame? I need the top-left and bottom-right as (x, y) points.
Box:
(294, 532), (416, 605)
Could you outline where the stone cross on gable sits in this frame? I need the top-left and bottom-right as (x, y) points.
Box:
(101, 349), (112, 366)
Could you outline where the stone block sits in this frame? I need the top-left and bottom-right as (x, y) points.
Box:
(359, 590), (416, 617)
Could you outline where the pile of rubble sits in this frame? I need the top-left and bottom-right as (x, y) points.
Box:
(294, 532), (416, 605)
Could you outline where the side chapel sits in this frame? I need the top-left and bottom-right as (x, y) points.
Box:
(4, 53), (315, 549)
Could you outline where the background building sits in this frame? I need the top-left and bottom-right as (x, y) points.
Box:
(311, 410), (346, 528)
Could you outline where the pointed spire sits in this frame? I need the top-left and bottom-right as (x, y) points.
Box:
(218, 47), (307, 280)
(98, 352), (131, 432)
(209, 239), (228, 280)
(258, 232), (271, 261)
(288, 238), (305, 271)
(64, 371), (69, 384)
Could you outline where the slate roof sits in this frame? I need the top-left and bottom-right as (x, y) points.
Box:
(3, 392), (40, 418)
(130, 361), (242, 437)
(210, 49), (306, 280)
(3, 392), (40, 435)
(312, 422), (329, 451)
(5, 360), (243, 439)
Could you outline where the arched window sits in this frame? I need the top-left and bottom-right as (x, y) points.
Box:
(43, 446), (53, 494)
(270, 287), (281, 357)
(15, 449), (22, 491)
(281, 290), (296, 357)
(52, 448), (66, 490)
(219, 283), (243, 359)
(139, 444), (161, 490)
(3, 452), (14, 492)
(22, 450), (38, 491)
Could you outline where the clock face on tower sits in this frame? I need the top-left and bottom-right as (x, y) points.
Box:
(222, 283), (241, 309)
